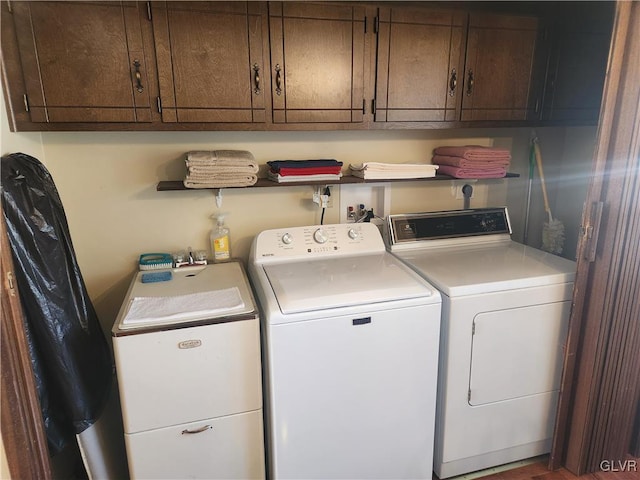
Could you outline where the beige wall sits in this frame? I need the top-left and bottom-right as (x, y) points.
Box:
(0, 93), (43, 161)
(1, 437), (10, 480)
(1, 91), (595, 335)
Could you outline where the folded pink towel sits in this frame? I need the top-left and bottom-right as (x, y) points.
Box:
(434, 146), (511, 161)
(432, 154), (510, 168)
(437, 164), (507, 179)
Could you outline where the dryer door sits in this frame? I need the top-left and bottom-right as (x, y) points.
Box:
(468, 301), (570, 406)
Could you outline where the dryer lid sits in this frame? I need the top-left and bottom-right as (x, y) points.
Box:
(263, 253), (438, 314)
(395, 241), (576, 296)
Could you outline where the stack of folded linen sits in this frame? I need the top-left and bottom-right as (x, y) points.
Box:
(349, 162), (439, 180)
(267, 159), (343, 183)
(432, 146), (511, 179)
(183, 150), (259, 188)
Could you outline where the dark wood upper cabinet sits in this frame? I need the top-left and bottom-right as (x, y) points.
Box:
(461, 12), (540, 121)
(541, 2), (614, 124)
(268, 2), (366, 123)
(374, 6), (467, 122)
(1, 1), (612, 131)
(5, 1), (154, 124)
(151, 1), (268, 123)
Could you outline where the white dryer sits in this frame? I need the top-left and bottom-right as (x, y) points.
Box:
(387, 208), (576, 479)
(249, 222), (442, 480)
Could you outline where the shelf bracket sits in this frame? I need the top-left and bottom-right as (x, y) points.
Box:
(215, 189), (223, 208)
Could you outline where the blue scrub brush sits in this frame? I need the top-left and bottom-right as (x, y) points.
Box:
(138, 253), (173, 270)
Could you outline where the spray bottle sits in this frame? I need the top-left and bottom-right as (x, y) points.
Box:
(210, 213), (231, 262)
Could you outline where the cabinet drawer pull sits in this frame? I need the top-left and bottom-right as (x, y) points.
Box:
(253, 64), (261, 95)
(133, 60), (144, 93)
(275, 64), (282, 96)
(466, 70), (474, 96)
(181, 425), (212, 435)
(449, 68), (457, 97)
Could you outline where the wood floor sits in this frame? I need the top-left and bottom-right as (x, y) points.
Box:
(475, 457), (640, 480)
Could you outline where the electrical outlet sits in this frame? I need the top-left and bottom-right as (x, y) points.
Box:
(312, 186), (333, 208)
(325, 187), (334, 208)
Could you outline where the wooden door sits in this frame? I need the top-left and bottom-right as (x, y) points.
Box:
(269, 2), (366, 124)
(461, 12), (540, 121)
(1, 211), (52, 479)
(9, 1), (153, 123)
(374, 6), (466, 122)
(550, 1), (640, 474)
(151, 2), (268, 123)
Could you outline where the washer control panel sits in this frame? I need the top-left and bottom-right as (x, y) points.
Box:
(253, 223), (385, 260)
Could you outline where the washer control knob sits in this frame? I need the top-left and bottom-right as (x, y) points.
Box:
(281, 233), (293, 245)
(348, 228), (359, 240)
(313, 228), (328, 244)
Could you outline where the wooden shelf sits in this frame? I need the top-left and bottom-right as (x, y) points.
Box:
(157, 173), (519, 191)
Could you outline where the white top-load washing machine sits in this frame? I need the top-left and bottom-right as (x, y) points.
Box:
(248, 222), (442, 480)
(112, 262), (265, 479)
(387, 208), (576, 479)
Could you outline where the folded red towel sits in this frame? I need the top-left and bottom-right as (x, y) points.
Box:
(432, 155), (510, 168)
(434, 146), (511, 161)
(437, 164), (507, 179)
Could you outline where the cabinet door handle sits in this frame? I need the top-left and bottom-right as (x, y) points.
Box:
(466, 70), (474, 96)
(449, 68), (457, 97)
(181, 425), (212, 435)
(275, 64), (282, 96)
(133, 60), (144, 93)
(253, 64), (261, 94)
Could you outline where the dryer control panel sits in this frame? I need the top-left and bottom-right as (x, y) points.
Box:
(388, 207), (512, 245)
(252, 223), (385, 261)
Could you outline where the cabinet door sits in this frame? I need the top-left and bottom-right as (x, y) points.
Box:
(269, 2), (366, 123)
(542, 3), (614, 123)
(10, 1), (153, 123)
(151, 2), (267, 123)
(375, 7), (466, 122)
(461, 13), (540, 121)
(114, 319), (262, 434)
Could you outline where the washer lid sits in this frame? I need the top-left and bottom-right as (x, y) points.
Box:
(395, 241), (576, 297)
(263, 253), (438, 314)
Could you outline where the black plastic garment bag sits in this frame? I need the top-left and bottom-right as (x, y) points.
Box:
(1, 152), (112, 455)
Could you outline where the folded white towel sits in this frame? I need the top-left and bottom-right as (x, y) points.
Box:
(188, 165), (259, 175)
(122, 287), (245, 327)
(350, 162), (438, 172)
(349, 162), (438, 179)
(267, 171), (343, 183)
(186, 150), (259, 171)
(187, 150), (255, 162)
(184, 174), (258, 188)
